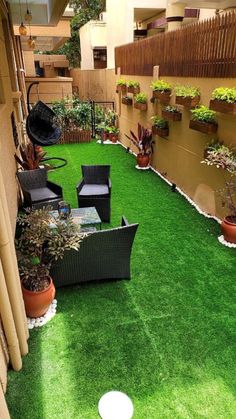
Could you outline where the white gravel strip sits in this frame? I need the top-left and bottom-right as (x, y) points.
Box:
(27, 299), (57, 329)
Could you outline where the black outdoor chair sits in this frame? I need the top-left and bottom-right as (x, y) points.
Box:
(76, 165), (111, 222)
(17, 168), (63, 210)
(50, 216), (139, 287)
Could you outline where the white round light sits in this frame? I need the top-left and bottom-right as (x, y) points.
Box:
(98, 391), (134, 419)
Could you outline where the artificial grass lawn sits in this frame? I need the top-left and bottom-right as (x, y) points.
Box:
(7, 142), (236, 418)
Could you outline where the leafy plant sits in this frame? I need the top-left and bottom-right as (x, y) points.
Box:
(109, 126), (119, 134)
(16, 207), (85, 292)
(191, 105), (217, 123)
(202, 141), (236, 217)
(164, 105), (180, 113)
(174, 85), (200, 98)
(105, 109), (118, 126)
(134, 93), (148, 104)
(116, 78), (127, 86)
(127, 80), (140, 88)
(125, 123), (153, 155)
(150, 80), (171, 92)
(52, 98), (91, 131)
(151, 117), (169, 129)
(15, 143), (47, 171)
(212, 87), (236, 103)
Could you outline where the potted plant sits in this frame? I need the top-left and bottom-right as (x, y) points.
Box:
(16, 207), (84, 317)
(127, 80), (140, 94)
(151, 117), (169, 138)
(175, 85), (200, 108)
(125, 123), (154, 167)
(189, 105), (218, 134)
(202, 141), (236, 243)
(150, 80), (172, 104)
(209, 87), (236, 115)
(116, 78), (127, 94)
(162, 105), (182, 121)
(134, 93), (148, 111)
(15, 143), (47, 170)
(122, 95), (133, 106)
(109, 126), (119, 143)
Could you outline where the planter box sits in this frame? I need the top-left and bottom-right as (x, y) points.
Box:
(153, 90), (171, 105)
(62, 130), (91, 144)
(116, 85), (127, 94)
(175, 95), (200, 108)
(134, 102), (147, 111)
(122, 97), (133, 106)
(209, 99), (236, 115)
(189, 119), (218, 134)
(152, 126), (169, 137)
(127, 86), (140, 94)
(162, 110), (182, 121)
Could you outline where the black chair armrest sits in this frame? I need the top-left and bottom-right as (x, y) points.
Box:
(47, 181), (63, 195)
(108, 178), (112, 191)
(76, 179), (85, 193)
(121, 216), (129, 227)
(23, 189), (33, 206)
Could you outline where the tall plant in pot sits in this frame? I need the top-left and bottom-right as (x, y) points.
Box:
(125, 123), (154, 168)
(16, 207), (84, 317)
(202, 141), (236, 243)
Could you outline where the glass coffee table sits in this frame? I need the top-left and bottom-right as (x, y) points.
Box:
(50, 207), (102, 230)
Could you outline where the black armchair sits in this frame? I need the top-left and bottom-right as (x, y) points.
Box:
(76, 165), (111, 222)
(17, 168), (63, 210)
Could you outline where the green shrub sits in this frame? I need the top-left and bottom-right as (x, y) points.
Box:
(135, 93), (148, 103)
(151, 116), (169, 129)
(127, 80), (140, 88)
(174, 85), (200, 98)
(212, 87), (236, 103)
(191, 105), (217, 123)
(150, 79), (171, 92)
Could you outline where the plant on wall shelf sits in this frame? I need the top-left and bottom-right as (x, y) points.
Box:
(151, 116), (169, 137)
(127, 80), (140, 94)
(116, 78), (127, 93)
(134, 93), (148, 111)
(162, 105), (182, 121)
(175, 85), (200, 108)
(202, 141), (236, 243)
(189, 105), (218, 134)
(150, 80), (172, 104)
(122, 95), (133, 106)
(209, 87), (236, 115)
(125, 123), (153, 167)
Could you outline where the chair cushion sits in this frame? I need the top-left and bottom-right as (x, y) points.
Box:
(30, 187), (59, 202)
(79, 184), (109, 196)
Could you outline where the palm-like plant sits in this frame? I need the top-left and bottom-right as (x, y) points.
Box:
(125, 123), (153, 155)
(15, 143), (47, 170)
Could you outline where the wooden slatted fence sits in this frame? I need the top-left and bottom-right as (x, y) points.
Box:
(115, 12), (236, 78)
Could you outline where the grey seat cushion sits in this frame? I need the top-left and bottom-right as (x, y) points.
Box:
(30, 187), (59, 202)
(79, 184), (109, 196)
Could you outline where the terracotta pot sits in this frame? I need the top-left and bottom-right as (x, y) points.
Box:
(22, 277), (55, 318)
(189, 119), (218, 134)
(209, 99), (236, 115)
(221, 216), (236, 244)
(175, 95), (200, 108)
(137, 153), (150, 167)
(153, 90), (171, 104)
(109, 133), (118, 143)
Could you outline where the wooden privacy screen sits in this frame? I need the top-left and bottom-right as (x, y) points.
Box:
(115, 12), (236, 78)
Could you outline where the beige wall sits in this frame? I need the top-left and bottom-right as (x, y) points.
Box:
(70, 68), (116, 102)
(25, 76), (73, 104)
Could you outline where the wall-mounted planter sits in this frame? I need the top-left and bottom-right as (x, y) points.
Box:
(152, 126), (169, 138)
(122, 97), (133, 106)
(162, 110), (182, 121)
(153, 90), (171, 105)
(209, 99), (236, 115)
(189, 120), (218, 134)
(134, 102), (147, 111)
(175, 95), (200, 108)
(127, 86), (140, 94)
(116, 85), (127, 94)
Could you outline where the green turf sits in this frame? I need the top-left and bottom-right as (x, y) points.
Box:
(6, 142), (236, 418)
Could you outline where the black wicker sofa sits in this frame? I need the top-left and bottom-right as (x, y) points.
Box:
(50, 217), (138, 287)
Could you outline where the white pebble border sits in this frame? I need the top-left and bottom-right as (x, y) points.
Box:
(118, 142), (235, 249)
(135, 165), (150, 170)
(27, 299), (57, 329)
(97, 140), (120, 145)
(218, 235), (236, 248)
